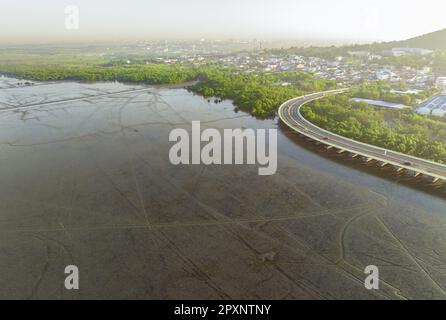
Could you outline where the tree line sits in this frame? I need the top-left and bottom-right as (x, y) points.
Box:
(0, 63), (335, 117)
(0, 64), (197, 84)
(189, 66), (335, 117)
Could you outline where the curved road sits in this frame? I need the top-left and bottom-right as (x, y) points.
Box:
(279, 89), (446, 182)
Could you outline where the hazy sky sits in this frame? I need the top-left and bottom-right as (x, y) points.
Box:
(1, 0), (446, 44)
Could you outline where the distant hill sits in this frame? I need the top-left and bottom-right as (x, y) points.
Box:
(268, 28), (446, 59)
(356, 28), (446, 52)
(396, 29), (446, 50)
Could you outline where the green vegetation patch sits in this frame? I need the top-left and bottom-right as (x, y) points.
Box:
(189, 67), (335, 117)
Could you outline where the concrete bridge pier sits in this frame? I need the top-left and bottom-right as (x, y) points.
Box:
(393, 167), (405, 175)
(410, 171), (422, 178)
(377, 162), (388, 168)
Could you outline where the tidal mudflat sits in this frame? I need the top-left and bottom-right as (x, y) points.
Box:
(0, 76), (445, 299)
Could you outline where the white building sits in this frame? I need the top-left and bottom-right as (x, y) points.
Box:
(348, 51), (370, 58)
(435, 77), (446, 89)
(416, 95), (446, 117)
(376, 70), (391, 81)
(382, 47), (433, 57)
(395, 48), (433, 56)
(419, 66), (432, 75)
(416, 106), (433, 115)
(376, 69), (398, 81)
(432, 106), (446, 117)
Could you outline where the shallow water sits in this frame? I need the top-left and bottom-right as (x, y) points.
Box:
(0, 76), (445, 299)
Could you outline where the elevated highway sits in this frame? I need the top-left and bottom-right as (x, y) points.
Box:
(278, 89), (446, 183)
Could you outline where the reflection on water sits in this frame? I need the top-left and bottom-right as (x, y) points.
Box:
(0, 77), (445, 299)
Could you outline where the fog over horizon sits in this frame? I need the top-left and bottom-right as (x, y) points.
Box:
(1, 0), (446, 45)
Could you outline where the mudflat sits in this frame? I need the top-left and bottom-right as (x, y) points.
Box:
(0, 77), (445, 299)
